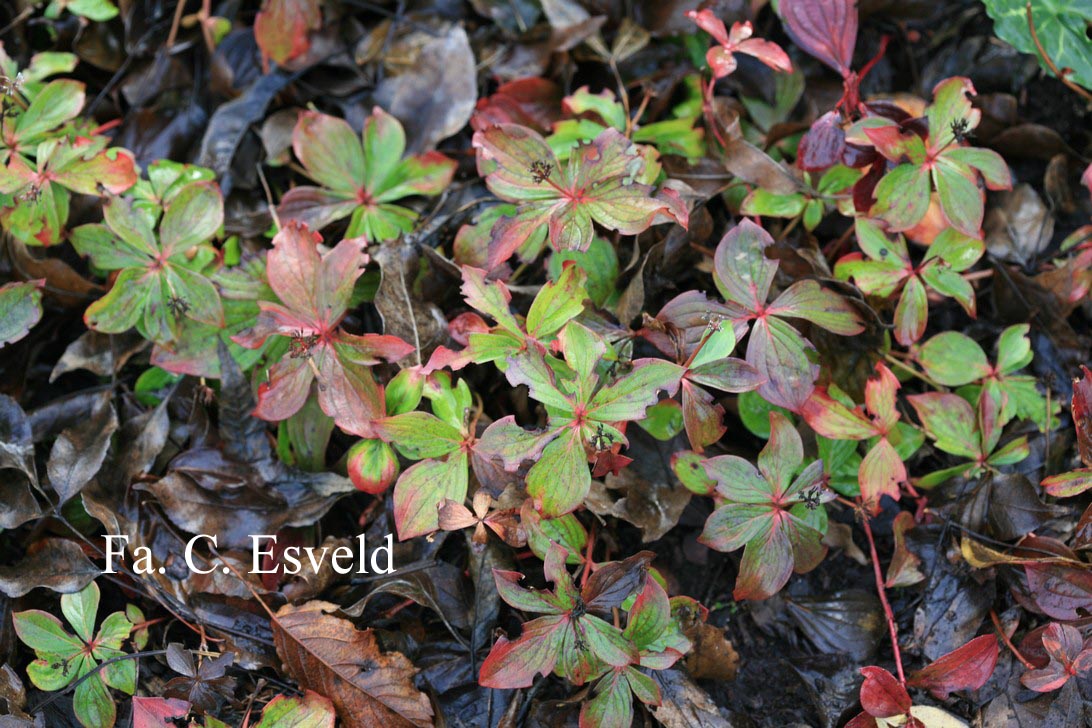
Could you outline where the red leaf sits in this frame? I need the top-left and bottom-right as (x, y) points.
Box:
(471, 78), (563, 132)
(1072, 365), (1092, 467)
(907, 634), (999, 699)
(132, 697), (190, 728)
(780, 0), (857, 77)
(858, 666), (910, 718)
(255, 0), (322, 66)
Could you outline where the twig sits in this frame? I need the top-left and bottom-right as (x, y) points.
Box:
(166, 0), (188, 50)
(861, 514), (906, 684)
(1025, 3), (1092, 103)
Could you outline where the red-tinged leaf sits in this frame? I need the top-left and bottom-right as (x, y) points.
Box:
(859, 437), (905, 512)
(1072, 365), (1092, 467)
(800, 389), (877, 441)
(944, 147), (1011, 190)
(0, 280), (43, 348)
(858, 666), (910, 718)
(590, 359), (682, 422)
(712, 219), (777, 312)
(894, 275), (928, 346)
(917, 331), (990, 387)
(927, 77), (981, 152)
(471, 77), (563, 132)
(52, 144), (137, 196)
(1042, 469), (1092, 498)
(131, 696), (190, 728)
(865, 362), (900, 431)
(908, 634), (999, 700)
(680, 380), (726, 451)
(474, 124), (684, 256)
(747, 316), (818, 412)
(779, 0), (857, 76)
(346, 439), (399, 494)
(933, 156), (984, 236)
(254, 691), (337, 728)
(864, 123), (927, 165)
(255, 0), (322, 66)
(870, 164), (931, 232)
(393, 453), (468, 539)
(798, 111), (847, 171)
(907, 393), (979, 460)
(527, 428), (589, 518)
(14, 79), (85, 143)
(686, 357), (764, 394)
(733, 516), (795, 601)
(766, 279), (864, 335)
(1020, 623), (1085, 692)
(479, 615), (569, 688)
(689, 12), (791, 77)
(292, 112), (365, 198)
(437, 499), (479, 532)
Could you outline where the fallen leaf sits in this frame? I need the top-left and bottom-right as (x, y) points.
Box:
(272, 601), (433, 728)
(682, 623), (739, 681)
(0, 539), (99, 597)
(908, 634), (999, 699)
(131, 696), (191, 728)
(46, 392), (117, 502)
(373, 24), (477, 153)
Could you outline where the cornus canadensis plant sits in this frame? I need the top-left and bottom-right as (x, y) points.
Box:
(478, 320), (681, 517)
(687, 9), (793, 78)
(801, 362), (920, 513)
(277, 107), (457, 241)
(13, 582), (143, 728)
(480, 545), (693, 728)
(71, 181), (224, 344)
(837, 219), (983, 346)
(712, 219), (864, 411)
(861, 76), (1013, 236)
(232, 221), (414, 437)
(472, 124), (688, 266)
(699, 412), (832, 600)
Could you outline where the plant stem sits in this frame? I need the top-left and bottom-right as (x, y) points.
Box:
(883, 353), (942, 389)
(991, 609), (1035, 669)
(861, 514), (906, 685)
(1024, 3), (1092, 103)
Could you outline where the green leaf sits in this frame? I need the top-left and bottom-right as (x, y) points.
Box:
(738, 390), (790, 438)
(908, 393), (979, 460)
(12, 610), (83, 655)
(294, 111), (365, 194)
(894, 275), (928, 346)
(392, 452), (468, 539)
(73, 670), (115, 728)
(740, 188), (807, 219)
(637, 400), (685, 440)
(527, 428), (589, 517)
(254, 692), (337, 728)
(526, 264), (588, 339)
(158, 180), (224, 258)
(933, 156), (984, 235)
(376, 412), (462, 460)
(767, 280), (863, 335)
(870, 164), (931, 231)
(590, 359), (682, 422)
(984, 0), (1092, 91)
(61, 581), (99, 642)
(14, 79), (84, 143)
(918, 331), (991, 386)
(995, 324), (1034, 374)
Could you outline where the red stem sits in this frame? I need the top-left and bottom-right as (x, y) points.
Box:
(991, 609), (1035, 669)
(862, 513), (907, 684)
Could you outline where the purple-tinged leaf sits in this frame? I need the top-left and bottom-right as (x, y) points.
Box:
(779, 0), (857, 77)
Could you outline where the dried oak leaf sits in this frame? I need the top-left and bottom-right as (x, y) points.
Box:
(272, 601), (433, 728)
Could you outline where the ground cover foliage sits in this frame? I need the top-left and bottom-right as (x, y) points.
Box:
(0, 0), (1091, 725)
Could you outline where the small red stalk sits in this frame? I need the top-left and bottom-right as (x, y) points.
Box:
(862, 512), (907, 684)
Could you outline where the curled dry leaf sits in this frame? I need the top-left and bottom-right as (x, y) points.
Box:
(272, 600), (433, 728)
(0, 538), (99, 597)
